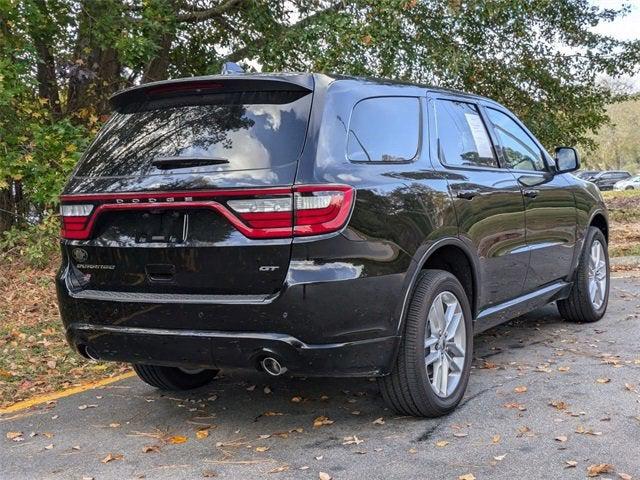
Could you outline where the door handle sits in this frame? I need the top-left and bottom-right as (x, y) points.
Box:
(523, 189), (539, 198)
(456, 190), (478, 200)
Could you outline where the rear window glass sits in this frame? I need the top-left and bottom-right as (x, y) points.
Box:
(347, 96), (420, 162)
(74, 90), (311, 177)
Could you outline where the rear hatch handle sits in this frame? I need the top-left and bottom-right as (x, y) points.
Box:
(151, 156), (229, 169)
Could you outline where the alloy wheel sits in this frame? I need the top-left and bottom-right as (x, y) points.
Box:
(588, 239), (607, 309)
(424, 291), (466, 398)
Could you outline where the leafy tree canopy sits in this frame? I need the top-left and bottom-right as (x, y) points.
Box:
(0, 0), (639, 233)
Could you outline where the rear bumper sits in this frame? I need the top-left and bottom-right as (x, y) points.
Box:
(66, 323), (398, 377)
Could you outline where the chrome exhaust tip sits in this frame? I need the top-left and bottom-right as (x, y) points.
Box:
(261, 357), (287, 376)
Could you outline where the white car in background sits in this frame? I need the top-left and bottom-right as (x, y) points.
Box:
(614, 175), (640, 190)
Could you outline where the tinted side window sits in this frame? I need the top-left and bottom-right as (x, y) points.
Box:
(434, 100), (497, 168)
(347, 97), (420, 162)
(486, 108), (546, 171)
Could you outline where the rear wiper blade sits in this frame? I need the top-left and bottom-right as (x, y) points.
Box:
(152, 156), (229, 169)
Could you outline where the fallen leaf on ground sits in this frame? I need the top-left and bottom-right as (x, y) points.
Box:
(142, 445), (160, 453)
(549, 400), (568, 410)
(264, 386), (272, 394)
(453, 432), (468, 438)
(494, 454), (507, 461)
(596, 378), (611, 384)
(101, 453), (123, 464)
(408, 448), (417, 454)
(587, 463), (613, 477)
(196, 429), (210, 440)
(291, 396), (302, 403)
(555, 435), (568, 442)
(565, 460), (578, 468)
(435, 440), (449, 447)
(313, 416), (334, 428)
(618, 473), (632, 480)
(342, 435), (364, 445)
(319, 473), (332, 480)
(504, 402), (527, 411)
(167, 435), (188, 444)
(6, 431), (23, 441)
(558, 366), (570, 372)
(491, 434), (501, 444)
(458, 474), (476, 480)
(514, 386), (528, 393)
(263, 411), (283, 417)
(268, 465), (289, 473)
(372, 417), (385, 425)
(256, 446), (270, 452)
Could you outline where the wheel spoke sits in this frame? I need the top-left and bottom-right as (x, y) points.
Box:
(425, 350), (440, 366)
(439, 353), (450, 395)
(425, 335), (438, 349)
(446, 341), (465, 358)
(445, 312), (462, 340)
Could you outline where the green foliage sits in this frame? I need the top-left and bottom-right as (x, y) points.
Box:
(585, 96), (640, 172)
(0, 213), (59, 267)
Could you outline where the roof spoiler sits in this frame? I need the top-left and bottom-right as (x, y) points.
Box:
(109, 74), (314, 111)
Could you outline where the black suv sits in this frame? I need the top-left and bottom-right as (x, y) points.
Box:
(57, 73), (610, 417)
(592, 170), (632, 190)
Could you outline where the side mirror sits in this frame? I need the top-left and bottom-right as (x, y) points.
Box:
(554, 147), (580, 173)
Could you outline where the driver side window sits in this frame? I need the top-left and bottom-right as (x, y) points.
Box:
(486, 108), (546, 171)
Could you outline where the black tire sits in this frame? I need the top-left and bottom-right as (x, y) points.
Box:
(379, 270), (473, 417)
(133, 364), (218, 390)
(557, 227), (609, 323)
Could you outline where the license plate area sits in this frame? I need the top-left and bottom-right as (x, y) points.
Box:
(136, 211), (184, 244)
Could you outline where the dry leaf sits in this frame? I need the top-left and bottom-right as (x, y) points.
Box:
(196, 429), (209, 440)
(408, 448), (417, 454)
(587, 463), (613, 477)
(624, 383), (636, 392)
(372, 417), (385, 425)
(435, 440), (449, 447)
(342, 435), (364, 445)
(246, 385), (256, 391)
(618, 474), (632, 480)
(256, 446), (270, 452)
(549, 400), (568, 410)
(458, 474), (476, 480)
(453, 432), (468, 438)
(514, 386), (528, 394)
(504, 402), (527, 411)
(319, 473), (332, 480)
(596, 378), (611, 384)
(167, 435), (188, 444)
(565, 460), (578, 468)
(313, 416), (334, 428)
(291, 396), (302, 403)
(44, 444), (54, 450)
(268, 465), (289, 473)
(202, 470), (217, 478)
(263, 411), (283, 417)
(264, 386), (272, 394)
(108, 423), (120, 428)
(101, 453), (123, 464)
(142, 445), (160, 453)
(555, 435), (568, 442)
(6, 431), (23, 441)
(558, 366), (570, 372)
(494, 454), (507, 461)
(491, 434), (501, 444)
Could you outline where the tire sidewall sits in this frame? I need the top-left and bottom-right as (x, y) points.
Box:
(410, 272), (473, 411)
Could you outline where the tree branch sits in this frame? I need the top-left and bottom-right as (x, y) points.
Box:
(176, 0), (245, 23)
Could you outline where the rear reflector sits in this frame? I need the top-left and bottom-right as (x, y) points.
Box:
(59, 185), (354, 240)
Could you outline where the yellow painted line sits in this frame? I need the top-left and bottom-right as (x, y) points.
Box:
(0, 371), (136, 415)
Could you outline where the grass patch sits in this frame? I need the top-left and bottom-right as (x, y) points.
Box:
(0, 257), (128, 409)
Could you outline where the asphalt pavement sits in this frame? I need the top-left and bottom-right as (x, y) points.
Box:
(2, 275), (639, 480)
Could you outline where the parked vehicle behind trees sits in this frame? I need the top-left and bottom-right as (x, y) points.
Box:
(56, 73), (610, 417)
(592, 171), (632, 190)
(614, 175), (640, 190)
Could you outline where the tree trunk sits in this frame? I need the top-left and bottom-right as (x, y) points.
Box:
(142, 32), (174, 83)
(0, 182), (15, 234)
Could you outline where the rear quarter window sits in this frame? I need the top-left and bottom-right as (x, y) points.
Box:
(346, 96), (420, 162)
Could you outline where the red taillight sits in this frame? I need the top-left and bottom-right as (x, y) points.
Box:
(59, 185), (354, 241)
(60, 204), (94, 240)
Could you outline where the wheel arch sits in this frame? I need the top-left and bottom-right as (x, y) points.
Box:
(589, 211), (609, 243)
(394, 238), (480, 338)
